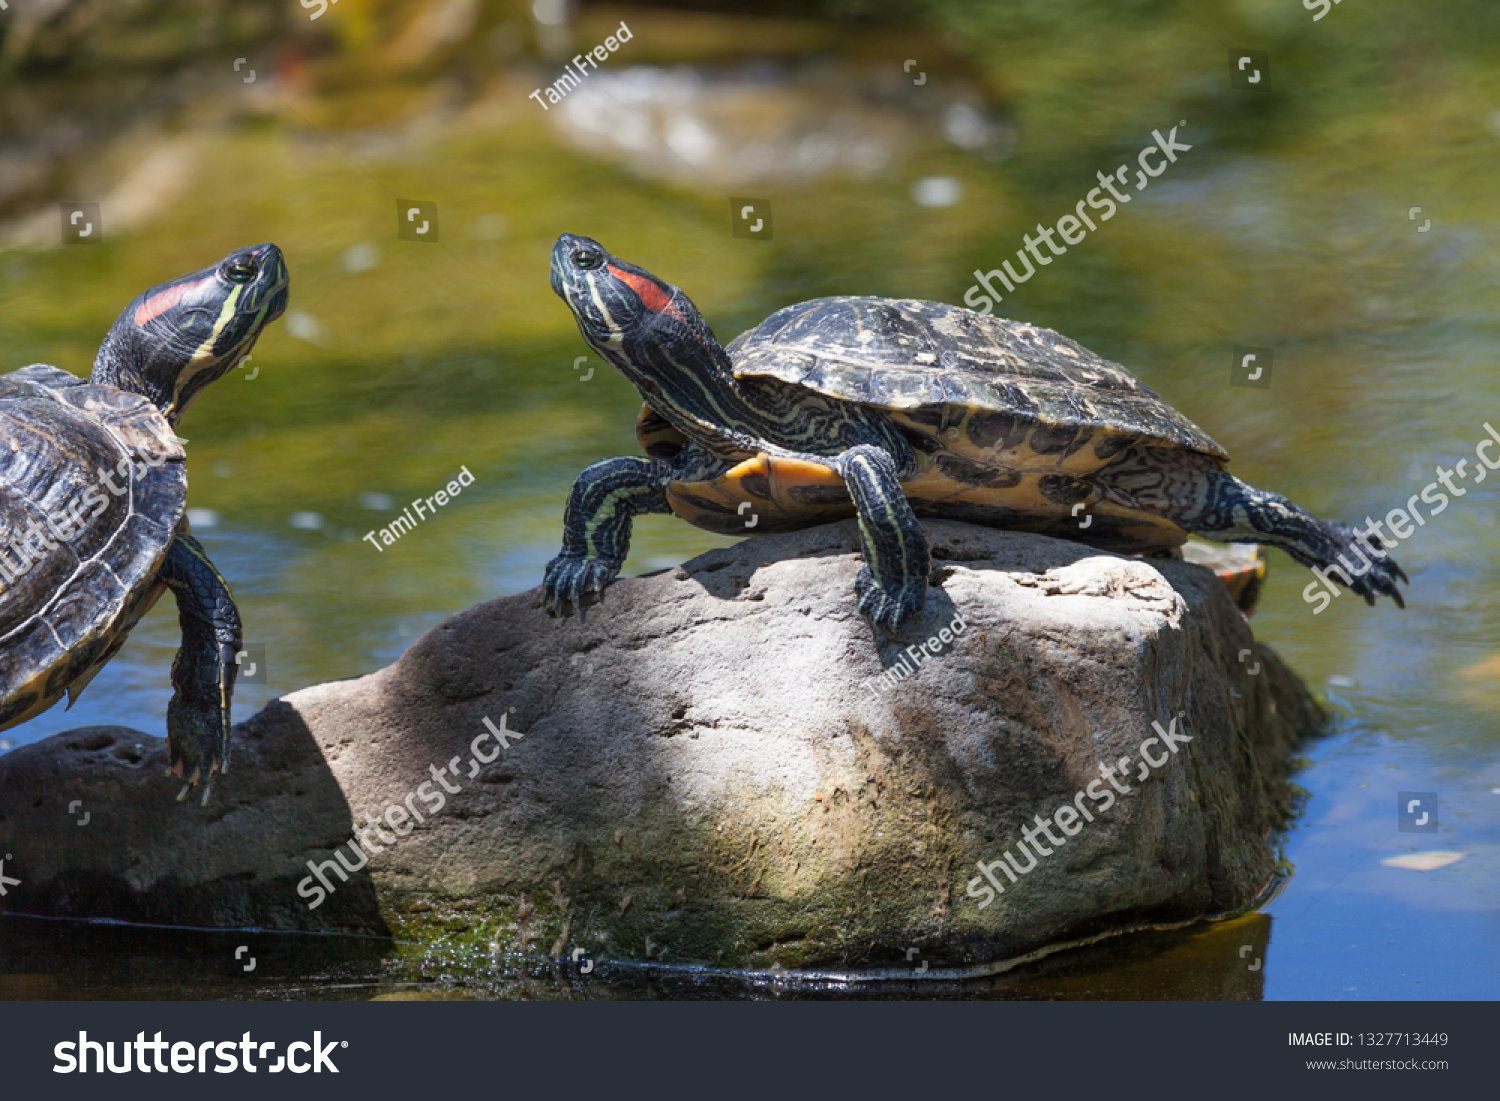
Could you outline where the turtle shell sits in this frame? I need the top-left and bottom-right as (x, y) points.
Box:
(640, 297), (1229, 553)
(0, 365), (187, 731)
(726, 297), (1225, 459)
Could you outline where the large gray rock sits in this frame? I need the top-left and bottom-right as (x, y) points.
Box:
(0, 520), (1322, 973)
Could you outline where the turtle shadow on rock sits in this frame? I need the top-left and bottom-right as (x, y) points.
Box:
(662, 515), (1210, 658)
(0, 707), (389, 938)
(673, 517), (1109, 600)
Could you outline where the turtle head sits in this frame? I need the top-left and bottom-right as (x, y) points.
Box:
(92, 243), (289, 425)
(550, 233), (734, 387)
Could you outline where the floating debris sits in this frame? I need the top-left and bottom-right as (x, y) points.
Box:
(1381, 851), (1464, 871)
(1456, 654), (1500, 678)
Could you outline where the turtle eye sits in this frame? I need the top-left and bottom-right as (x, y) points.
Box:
(223, 261), (257, 284)
(572, 250), (599, 271)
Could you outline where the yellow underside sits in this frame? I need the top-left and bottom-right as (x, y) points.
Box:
(663, 450), (1185, 549)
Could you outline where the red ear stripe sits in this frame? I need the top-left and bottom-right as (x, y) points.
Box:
(133, 276), (210, 326)
(607, 265), (687, 324)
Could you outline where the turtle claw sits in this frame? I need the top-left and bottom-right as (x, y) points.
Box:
(166, 693), (230, 804)
(854, 567), (926, 629)
(174, 777), (215, 806)
(543, 554), (622, 618)
(1327, 521), (1409, 608)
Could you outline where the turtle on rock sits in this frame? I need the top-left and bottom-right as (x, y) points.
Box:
(0, 244), (288, 803)
(543, 233), (1405, 627)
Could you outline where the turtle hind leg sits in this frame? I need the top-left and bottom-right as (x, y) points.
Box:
(1246, 507), (1407, 607)
(158, 532), (242, 804)
(1104, 448), (1408, 607)
(544, 455), (677, 618)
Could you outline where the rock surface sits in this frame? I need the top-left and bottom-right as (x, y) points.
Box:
(0, 520), (1323, 973)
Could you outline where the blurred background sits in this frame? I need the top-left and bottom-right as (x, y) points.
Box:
(0, 0), (1497, 999)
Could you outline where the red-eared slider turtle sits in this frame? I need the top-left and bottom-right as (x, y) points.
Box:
(543, 233), (1405, 627)
(0, 244), (288, 802)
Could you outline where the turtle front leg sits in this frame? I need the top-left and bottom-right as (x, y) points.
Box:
(834, 443), (931, 628)
(544, 455), (675, 617)
(158, 532), (241, 804)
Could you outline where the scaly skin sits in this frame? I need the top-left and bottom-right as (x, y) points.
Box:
(159, 533), (241, 804)
(98, 244), (286, 801)
(543, 456), (675, 617)
(1100, 448), (1408, 607)
(547, 234), (933, 628)
(840, 444), (930, 627)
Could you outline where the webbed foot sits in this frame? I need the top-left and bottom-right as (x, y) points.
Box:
(854, 566), (927, 629)
(1327, 521), (1408, 608)
(543, 555), (622, 617)
(165, 643), (233, 806)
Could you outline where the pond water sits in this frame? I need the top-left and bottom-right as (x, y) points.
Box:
(0, 1), (1496, 999)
